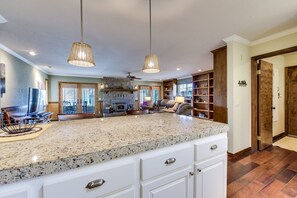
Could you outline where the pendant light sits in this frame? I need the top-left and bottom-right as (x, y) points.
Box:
(68, 0), (95, 67)
(142, 0), (160, 73)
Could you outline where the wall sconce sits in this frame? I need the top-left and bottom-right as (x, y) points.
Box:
(238, 80), (247, 87)
(100, 83), (104, 89)
(134, 85), (138, 89)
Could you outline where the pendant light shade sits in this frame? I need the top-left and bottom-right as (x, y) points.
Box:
(68, 42), (95, 67)
(142, 0), (160, 73)
(68, 0), (95, 67)
(142, 54), (160, 73)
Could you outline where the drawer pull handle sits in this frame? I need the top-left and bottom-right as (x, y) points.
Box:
(210, 145), (218, 150)
(165, 157), (176, 165)
(85, 179), (105, 189)
(197, 169), (202, 173)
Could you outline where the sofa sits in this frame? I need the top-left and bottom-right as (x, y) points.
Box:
(154, 99), (192, 116)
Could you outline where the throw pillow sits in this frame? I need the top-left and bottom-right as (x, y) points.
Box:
(166, 100), (176, 108)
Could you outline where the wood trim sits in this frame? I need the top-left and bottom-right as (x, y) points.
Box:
(251, 46), (297, 152)
(273, 132), (286, 143)
(58, 82), (99, 115)
(211, 46), (227, 54)
(228, 147), (252, 161)
(285, 65), (297, 137)
(252, 46), (297, 60)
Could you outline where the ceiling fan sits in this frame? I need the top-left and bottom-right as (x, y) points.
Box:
(127, 72), (142, 81)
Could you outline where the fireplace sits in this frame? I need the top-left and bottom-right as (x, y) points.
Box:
(113, 103), (127, 112)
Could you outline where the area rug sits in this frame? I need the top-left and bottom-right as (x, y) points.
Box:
(273, 136), (297, 152)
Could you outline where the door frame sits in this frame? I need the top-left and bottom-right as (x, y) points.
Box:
(58, 82), (99, 115)
(251, 46), (297, 152)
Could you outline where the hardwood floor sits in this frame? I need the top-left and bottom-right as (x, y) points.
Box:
(228, 146), (297, 198)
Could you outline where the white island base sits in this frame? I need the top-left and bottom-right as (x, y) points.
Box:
(0, 133), (227, 198)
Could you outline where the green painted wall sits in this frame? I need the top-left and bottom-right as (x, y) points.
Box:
(0, 49), (48, 108)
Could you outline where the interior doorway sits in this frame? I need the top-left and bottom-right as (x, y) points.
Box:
(251, 46), (297, 152)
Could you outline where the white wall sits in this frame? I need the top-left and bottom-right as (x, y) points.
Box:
(263, 56), (285, 137)
(226, 41), (251, 154)
(284, 52), (297, 67)
(226, 32), (297, 153)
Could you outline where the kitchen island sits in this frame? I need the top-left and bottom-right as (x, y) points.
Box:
(0, 113), (229, 198)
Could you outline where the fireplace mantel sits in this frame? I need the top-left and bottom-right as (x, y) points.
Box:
(100, 88), (138, 94)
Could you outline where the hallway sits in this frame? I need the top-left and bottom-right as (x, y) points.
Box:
(228, 146), (297, 198)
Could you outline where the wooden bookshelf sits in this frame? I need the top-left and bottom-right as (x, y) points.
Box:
(163, 79), (177, 100)
(192, 71), (214, 120)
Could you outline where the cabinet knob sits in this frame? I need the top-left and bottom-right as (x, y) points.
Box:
(210, 145), (218, 150)
(85, 179), (105, 189)
(197, 169), (202, 173)
(189, 172), (194, 176)
(165, 157), (176, 165)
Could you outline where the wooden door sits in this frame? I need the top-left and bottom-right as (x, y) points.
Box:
(258, 60), (273, 150)
(286, 66), (297, 137)
(195, 154), (227, 198)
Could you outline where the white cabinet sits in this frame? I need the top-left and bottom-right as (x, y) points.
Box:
(195, 154), (227, 198)
(0, 134), (228, 198)
(142, 166), (194, 198)
(0, 187), (30, 198)
(104, 187), (135, 198)
(43, 161), (135, 198)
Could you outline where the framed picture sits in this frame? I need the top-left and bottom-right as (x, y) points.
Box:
(0, 63), (5, 97)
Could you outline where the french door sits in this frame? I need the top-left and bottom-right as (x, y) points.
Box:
(59, 82), (98, 115)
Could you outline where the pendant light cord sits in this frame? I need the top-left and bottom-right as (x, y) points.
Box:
(80, 0), (84, 43)
(149, 0), (152, 55)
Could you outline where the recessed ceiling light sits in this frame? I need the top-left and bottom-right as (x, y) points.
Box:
(0, 15), (7, 24)
(41, 65), (52, 69)
(29, 51), (37, 56)
(176, 68), (181, 71)
(198, 69), (202, 72)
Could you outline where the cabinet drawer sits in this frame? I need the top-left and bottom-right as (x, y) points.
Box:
(43, 161), (134, 198)
(195, 134), (227, 162)
(141, 145), (193, 181)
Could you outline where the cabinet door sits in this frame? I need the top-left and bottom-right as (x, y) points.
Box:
(195, 154), (227, 198)
(0, 189), (30, 198)
(142, 166), (193, 198)
(103, 187), (134, 198)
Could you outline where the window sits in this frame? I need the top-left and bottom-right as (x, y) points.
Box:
(178, 83), (192, 97)
(139, 86), (161, 107)
(139, 86), (150, 105)
(152, 86), (161, 104)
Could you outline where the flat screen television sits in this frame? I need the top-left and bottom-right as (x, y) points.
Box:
(27, 88), (46, 115)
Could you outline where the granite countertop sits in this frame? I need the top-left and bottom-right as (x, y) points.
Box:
(0, 113), (229, 185)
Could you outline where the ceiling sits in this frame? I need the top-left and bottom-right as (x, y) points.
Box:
(0, 0), (297, 80)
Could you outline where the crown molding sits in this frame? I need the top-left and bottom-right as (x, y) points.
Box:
(0, 43), (48, 74)
(223, 34), (251, 45)
(250, 26), (297, 46)
(47, 72), (103, 79)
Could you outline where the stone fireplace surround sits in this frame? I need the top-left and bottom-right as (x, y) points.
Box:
(102, 78), (136, 113)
